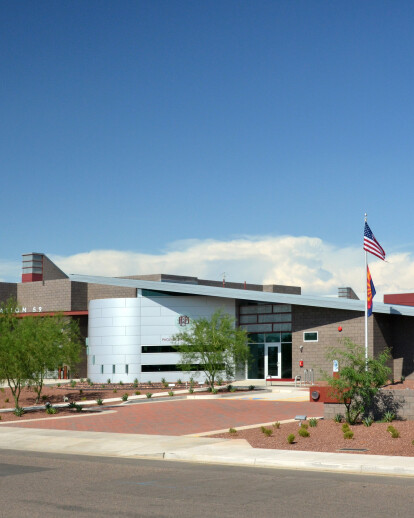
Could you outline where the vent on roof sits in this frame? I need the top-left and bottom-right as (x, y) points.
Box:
(22, 253), (44, 283)
(338, 287), (359, 300)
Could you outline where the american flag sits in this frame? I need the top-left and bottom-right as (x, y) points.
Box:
(364, 222), (386, 261)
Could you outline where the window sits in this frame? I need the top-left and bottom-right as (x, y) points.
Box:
(112, 364), (116, 374)
(125, 364), (129, 374)
(142, 345), (178, 353)
(101, 365), (104, 374)
(92, 355), (95, 365)
(304, 332), (318, 342)
(141, 364), (208, 372)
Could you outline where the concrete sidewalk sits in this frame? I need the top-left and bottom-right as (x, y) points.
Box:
(1, 426), (413, 477)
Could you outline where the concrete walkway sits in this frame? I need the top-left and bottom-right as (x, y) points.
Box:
(1, 425), (413, 477)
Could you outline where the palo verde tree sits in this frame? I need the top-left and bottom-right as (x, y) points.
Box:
(325, 338), (391, 424)
(23, 314), (82, 403)
(171, 309), (250, 388)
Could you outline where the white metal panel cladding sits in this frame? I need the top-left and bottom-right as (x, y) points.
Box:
(87, 295), (236, 383)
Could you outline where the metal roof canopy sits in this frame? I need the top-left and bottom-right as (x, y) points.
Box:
(68, 274), (414, 317)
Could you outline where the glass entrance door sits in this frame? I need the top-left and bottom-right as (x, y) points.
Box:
(265, 344), (281, 378)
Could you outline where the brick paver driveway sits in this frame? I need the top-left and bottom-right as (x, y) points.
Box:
(7, 399), (323, 435)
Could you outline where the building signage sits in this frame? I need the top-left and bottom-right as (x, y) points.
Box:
(0, 306), (43, 314)
(177, 315), (190, 327)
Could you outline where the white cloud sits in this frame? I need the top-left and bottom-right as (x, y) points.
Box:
(44, 235), (414, 300)
(0, 260), (21, 283)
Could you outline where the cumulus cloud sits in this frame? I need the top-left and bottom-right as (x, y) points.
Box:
(0, 260), (21, 283)
(44, 235), (414, 299)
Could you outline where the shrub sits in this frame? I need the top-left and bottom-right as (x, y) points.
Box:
(411, 439), (414, 446)
(229, 387), (236, 393)
(79, 389), (83, 395)
(248, 385), (255, 391)
(207, 387), (212, 392)
(75, 404), (83, 412)
(309, 418), (318, 428)
(80, 378), (84, 383)
(168, 391), (174, 397)
(86, 378), (91, 384)
(362, 416), (374, 427)
(14, 407), (25, 417)
(229, 428), (237, 434)
(342, 423), (350, 433)
(217, 377), (223, 385)
(134, 378), (139, 385)
(227, 384), (233, 392)
(57, 383), (61, 388)
(387, 425), (400, 438)
(148, 381), (152, 386)
(383, 411), (395, 423)
(188, 388), (194, 394)
(263, 428), (273, 437)
(287, 434), (295, 444)
(113, 389), (117, 393)
(401, 375), (406, 383)
(46, 407), (57, 415)
(96, 398), (103, 405)
(68, 401), (77, 408)
(161, 377), (166, 384)
(119, 380), (124, 386)
(212, 388), (218, 394)
(298, 428), (310, 438)
(4, 398), (9, 403)
(146, 393), (152, 398)
(70, 380), (76, 388)
(81, 397), (86, 401)
(177, 379), (182, 384)
(107, 378), (111, 384)
(122, 393), (128, 401)
(163, 382), (168, 388)
(344, 430), (354, 439)
(42, 395), (48, 401)
(273, 422), (281, 429)
(300, 423), (309, 430)
(334, 414), (343, 423)
(134, 391), (141, 396)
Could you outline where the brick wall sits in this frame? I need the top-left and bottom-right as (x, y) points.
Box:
(87, 283), (137, 304)
(0, 282), (17, 303)
(42, 255), (68, 281)
(17, 279), (72, 311)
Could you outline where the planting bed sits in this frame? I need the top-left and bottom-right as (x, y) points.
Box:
(211, 419), (414, 456)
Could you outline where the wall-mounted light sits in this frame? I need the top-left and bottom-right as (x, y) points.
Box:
(300, 345), (304, 353)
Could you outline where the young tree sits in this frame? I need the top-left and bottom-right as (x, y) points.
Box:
(325, 338), (391, 424)
(0, 298), (32, 409)
(171, 309), (249, 388)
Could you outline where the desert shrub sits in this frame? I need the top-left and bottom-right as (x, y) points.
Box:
(212, 388), (218, 394)
(177, 379), (182, 384)
(343, 430), (354, 439)
(75, 404), (83, 412)
(207, 387), (212, 392)
(342, 423), (350, 433)
(14, 407), (25, 417)
(383, 411), (395, 423)
(70, 380), (76, 388)
(227, 384), (233, 392)
(41, 395), (48, 401)
(57, 383), (61, 388)
(148, 381), (153, 386)
(146, 393), (152, 398)
(96, 398), (103, 405)
(387, 425), (400, 438)
(168, 391), (174, 397)
(301, 423), (309, 430)
(113, 389), (117, 393)
(122, 393), (128, 401)
(216, 377), (223, 385)
(163, 382), (168, 388)
(229, 428), (237, 434)
(119, 380), (123, 386)
(309, 418), (318, 427)
(287, 434), (295, 444)
(188, 388), (194, 394)
(263, 428), (273, 437)
(134, 391), (141, 396)
(248, 385), (255, 391)
(273, 422), (281, 429)
(362, 416), (374, 427)
(81, 396), (86, 401)
(334, 414), (343, 423)
(46, 407), (57, 414)
(161, 377), (166, 384)
(107, 378), (111, 384)
(298, 428), (310, 438)
(86, 378), (91, 384)
(68, 401), (77, 408)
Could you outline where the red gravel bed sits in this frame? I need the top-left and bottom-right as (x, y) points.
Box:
(211, 419), (414, 456)
(0, 407), (103, 423)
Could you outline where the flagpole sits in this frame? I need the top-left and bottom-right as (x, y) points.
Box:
(364, 213), (368, 369)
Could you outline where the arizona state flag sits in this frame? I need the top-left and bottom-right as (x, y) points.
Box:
(367, 265), (376, 317)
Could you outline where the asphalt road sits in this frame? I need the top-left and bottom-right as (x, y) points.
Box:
(1, 450), (414, 518)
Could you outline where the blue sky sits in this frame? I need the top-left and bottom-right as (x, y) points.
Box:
(1, 1), (413, 294)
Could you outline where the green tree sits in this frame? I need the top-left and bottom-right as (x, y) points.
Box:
(171, 309), (249, 388)
(325, 338), (391, 424)
(0, 299), (32, 409)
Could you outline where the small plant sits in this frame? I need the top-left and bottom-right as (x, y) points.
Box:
(96, 398), (103, 405)
(344, 430), (354, 439)
(383, 411), (395, 423)
(411, 439), (414, 446)
(387, 425), (400, 438)
(391, 378), (395, 385)
(68, 401), (77, 408)
(263, 428), (273, 437)
(212, 388), (218, 394)
(79, 389), (83, 395)
(80, 378), (84, 383)
(122, 393), (128, 401)
(70, 380), (76, 388)
(298, 427), (310, 438)
(81, 396), (86, 401)
(101, 384), (105, 389)
(207, 387), (212, 392)
(216, 377), (223, 385)
(248, 385), (255, 391)
(42, 395), (48, 401)
(300, 423), (309, 430)
(287, 433), (295, 444)
(113, 389), (118, 393)
(309, 418), (318, 428)
(229, 387), (236, 393)
(401, 375), (406, 383)
(148, 381), (153, 386)
(119, 380), (124, 386)
(134, 378), (139, 385)
(163, 382), (168, 388)
(146, 393), (153, 398)
(107, 378), (111, 384)
(134, 391), (141, 396)
(273, 422), (281, 429)
(57, 383), (61, 387)
(342, 423), (350, 433)
(188, 387), (194, 394)
(75, 404), (83, 412)
(5, 398), (9, 403)
(86, 378), (91, 384)
(177, 379), (182, 384)
(14, 407), (25, 417)
(362, 416), (374, 427)
(334, 414), (343, 423)
(46, 407), (57, 415)
(0, 387), (4, 393)
(168, 391), (174, 397)
(161, 377), (166, 384)
(227, 384), (233, 392)
(229, 427), (237, 434)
